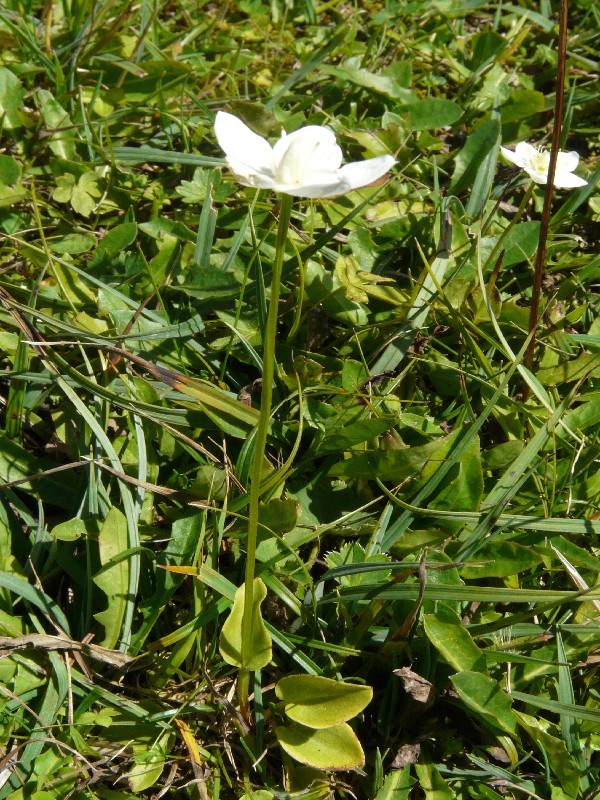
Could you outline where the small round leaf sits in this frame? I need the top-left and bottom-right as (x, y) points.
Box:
(276, 674), (372, 728)
(275, 722), (365, 770)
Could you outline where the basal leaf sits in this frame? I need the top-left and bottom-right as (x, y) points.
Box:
(219, 578), (272, 670)
(402, 99), (462, 130)
(276, 674), (372, 728)
(0, 67), (24, 129)
(460, 541), (540, 579)
(423, 605), (487, 674)
(451, 671), (517, 736)
(415, 761), (456, 799)
(93, 508), (130, 649)
(275, 721), (365, 770)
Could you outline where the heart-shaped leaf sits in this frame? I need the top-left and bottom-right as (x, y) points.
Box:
(219, 578), (272, 670)
(275, 721), (365, 770)
(276, 674), (372, 728)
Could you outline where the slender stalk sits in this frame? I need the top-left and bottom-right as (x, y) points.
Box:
(238, 193), (293, 719)
(525, 0), (569, 379)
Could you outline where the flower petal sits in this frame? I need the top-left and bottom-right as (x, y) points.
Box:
(556, 150), (580, 172)
(272, 173), (350, 198)
(552, 170), (587, 189)
(337, 155), (396, 193)
(501, 142), (538, 169)
(214, 111), (275, 181)
(273, 126), (343, 185)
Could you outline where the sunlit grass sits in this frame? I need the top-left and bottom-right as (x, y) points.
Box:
(0, 0), (598, 798)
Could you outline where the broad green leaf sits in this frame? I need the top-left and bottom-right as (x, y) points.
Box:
(426, 434), (483, 532)
(0, 433), (82, 510)
(536, 353), (600, 386)
(500, 89), (545, 122)
(219, 578), (272, 670)
(37, 89), (78, 160)
(0, 154), (21, 185)
(481, 440), (525, 471)
(374, 766), (415, 800)
(480, 221), (540, 268)
(127, 733), (171, 792)
(322, 64), (412, 101)
(402, 99), (462, 130)
(0, 67), (24, 129)
(451, 118), (501, 195)
(563, 400), (600, 433)
(415, 761), (456, 799)
(275, 721), (365, 770)
(276, 675), (372, 728)
(515, 711), (580, 798)
(451, 672), (517, 736)
(51, 517), (98, 542)
(470, 30), (506, 67)
(423, 605), (487, 674)
(53, 173), (76, 203)
(177, 263), (241, 301)
(329, 431), (457, 482)
(49, 232), (96, 254)
(93, 508), (130, 649)
(460, 541), (541, 579)
(95, 222), (138, 259)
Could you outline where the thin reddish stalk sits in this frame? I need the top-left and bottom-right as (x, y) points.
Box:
(525, 0), (569, 382)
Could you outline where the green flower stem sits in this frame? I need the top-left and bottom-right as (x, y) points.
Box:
(486, 181), (534, 274)
(239, 192), (293, 718)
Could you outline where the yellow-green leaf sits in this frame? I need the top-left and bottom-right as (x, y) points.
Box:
(423, 605), (487, 674)
(93, 508), (130, 649)
(451, 671), (517, 736)
(276, 674), (372, 729)
(219, 578), (272, 670)
(275, 721), (365, 770)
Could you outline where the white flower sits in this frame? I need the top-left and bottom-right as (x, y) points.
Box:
(500, 142), (587, 189)
(214, 111), (396, 198)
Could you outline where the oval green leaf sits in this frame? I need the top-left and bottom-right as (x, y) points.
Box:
(276, 674), (372, 728)
(423, 605), (488, 674)
(275, 722), (365, 770)
(219, 578), (272, 670)
(451, 671), (517, 736)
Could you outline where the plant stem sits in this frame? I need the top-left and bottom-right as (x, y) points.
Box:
(525, 0), (569, 381)
(238, 193), (293, 719)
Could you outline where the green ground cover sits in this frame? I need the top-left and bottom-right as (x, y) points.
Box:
(0, 0), (599, 797)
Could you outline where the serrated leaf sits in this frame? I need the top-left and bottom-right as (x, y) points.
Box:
(335, 254), (401, 305)
(275, 721), (365, 770)
(71, 172), (102, 217)
(219, 578), (272, 670)
(53, 173), (76, 203)
(276, 675), (372, 728)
